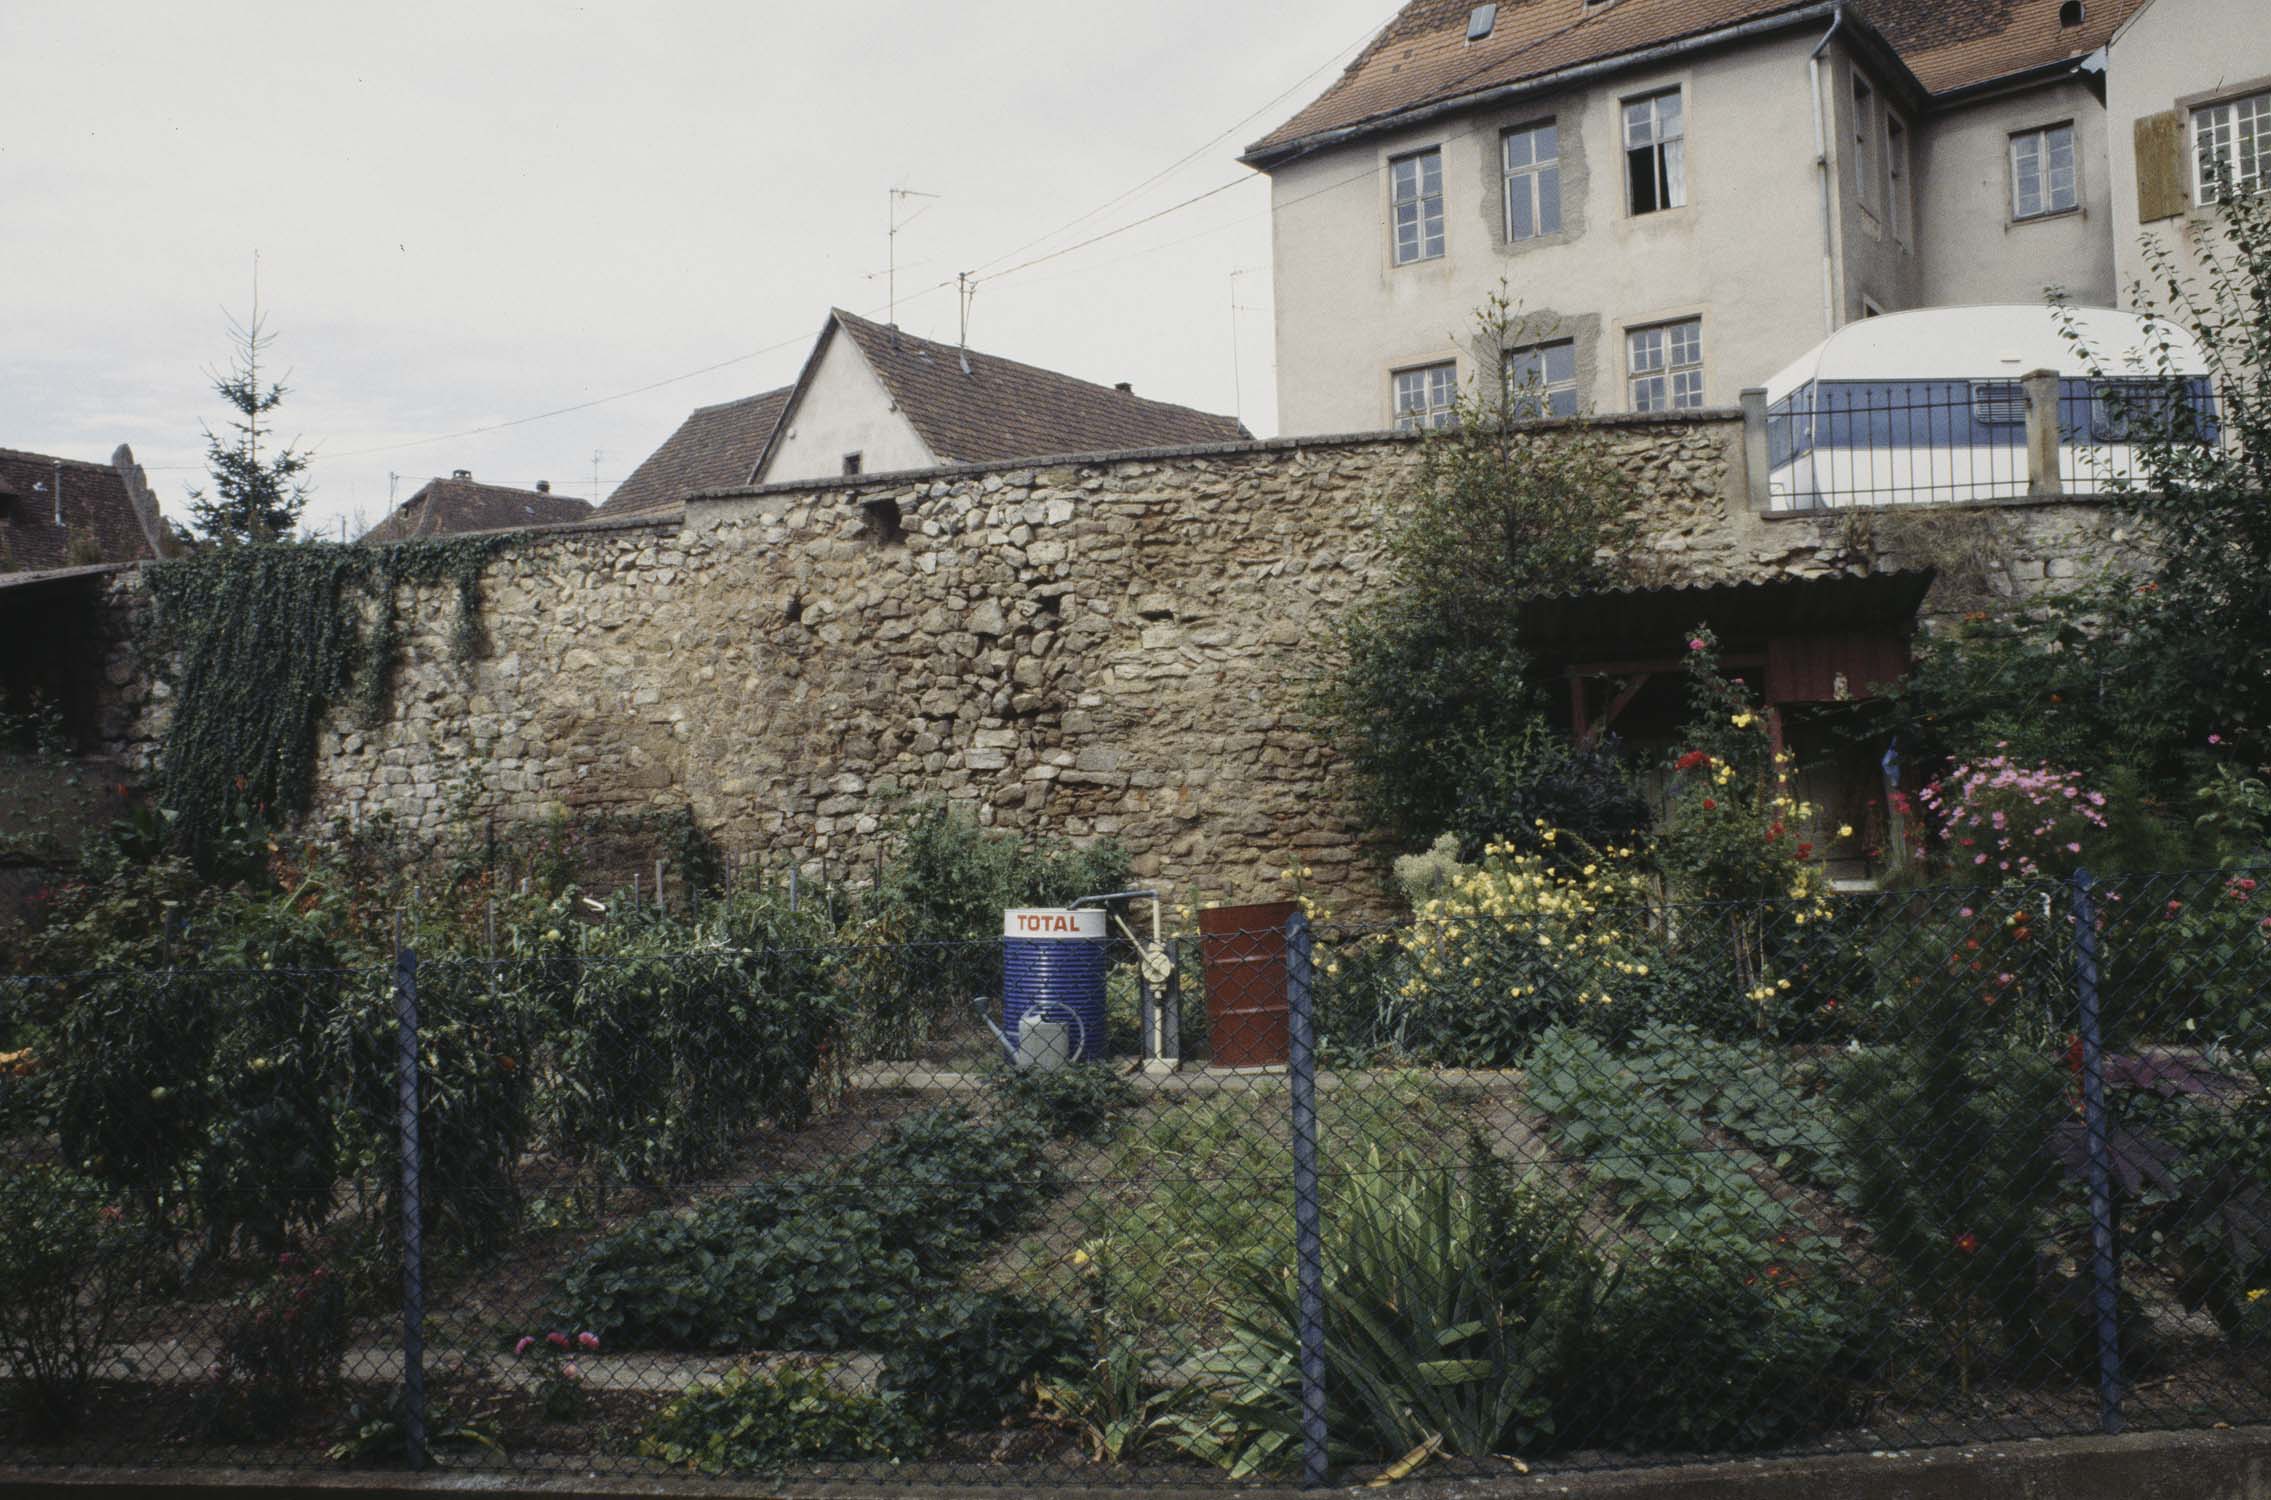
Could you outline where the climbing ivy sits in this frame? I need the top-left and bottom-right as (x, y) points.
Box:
(144, 537), (511, 867)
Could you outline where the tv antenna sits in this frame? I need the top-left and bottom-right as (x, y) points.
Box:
(886, 186), (939, 326)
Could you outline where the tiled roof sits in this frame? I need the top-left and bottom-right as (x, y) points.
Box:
(599, 388), (792, 520)
(823, 309), (1250, 469)
(1244, 0), (2137, 163)
(1867, 0), (2144, 95)
(0, 447), (158, 572)
(361, 476), (593, 542)
(1244, 0), (1820, 162)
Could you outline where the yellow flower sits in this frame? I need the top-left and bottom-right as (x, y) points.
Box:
(1732, 712), (1754, 728)
(2249, 1288), (2266, 1303)
(1071, 1247), (1091, 1268)
(1838, 824), (1855, 839)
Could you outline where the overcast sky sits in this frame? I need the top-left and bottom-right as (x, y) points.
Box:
(2, 0), (1391, 536)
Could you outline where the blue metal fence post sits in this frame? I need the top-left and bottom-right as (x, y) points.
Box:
(2069, 869), (2125, 1435)
(393, 936), (429, 1471)
(1285, 909), (1329, 1488)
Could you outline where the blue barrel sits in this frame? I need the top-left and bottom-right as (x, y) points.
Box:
(1001, 908), (1109, 1064)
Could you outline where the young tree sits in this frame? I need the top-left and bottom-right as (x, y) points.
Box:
(1316, 294), (1647, 850)
(186, 300), (313, 544)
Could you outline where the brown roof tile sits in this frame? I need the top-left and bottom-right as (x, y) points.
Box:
(1868, 0), (2143, 95)
(599, 388), (792, 519)
(360, 476), (593, 542)
(819, 310), (1249, 470)
(1244, 0), (1821, 162)
(1245, 0), (2137, 162)
(0, 447), (158, 572)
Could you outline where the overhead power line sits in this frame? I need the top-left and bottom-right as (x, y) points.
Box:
(305, 19), (1394, 464)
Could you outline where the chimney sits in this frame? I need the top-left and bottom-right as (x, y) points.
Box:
(535, 480), (551, 494)
(452, 468), (472, 481)
(53, 461), (63, 527)
(1114, 382), (1133, 394)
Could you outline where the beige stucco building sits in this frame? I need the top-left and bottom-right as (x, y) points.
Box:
(2104, 0), (2271, 311)
(1246, 0), (2238, 436)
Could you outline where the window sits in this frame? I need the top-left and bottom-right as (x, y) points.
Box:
(1393, 362), (1458, 430)
(841, 452), (863, 476)
(1504, 340), (1578, 418)
(2194, 90), (2271, 202)
(1971, 381), (2027, 425)
(1390, 150), (1445, 264)
(1502, 121), (1562, 242)
(1623, 87), (1686, 214)
(1887, 115), (1911, 242)
(1628, 319), (1702, 411)
(1853, 76), (1877, 207)
(2010, 123), (2078, 218)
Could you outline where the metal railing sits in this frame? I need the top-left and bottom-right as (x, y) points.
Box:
(1742, 374), (2221, 511)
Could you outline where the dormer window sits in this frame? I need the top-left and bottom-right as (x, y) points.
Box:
(842, 452), (863, 476)
(1466, 4), (1496, 41)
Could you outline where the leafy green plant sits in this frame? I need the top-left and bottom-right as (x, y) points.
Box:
(1193, 1141), (1608, 1471)
(334, 956), (535, 1259)
(1834, 969), (2085, 1381)
(991, 1061), (1139, 1142)
(879, 1290), (1086, 1429)
(0, 1169), (146, 1435)
(203, 1252), (350, 1439)
(555, 1108), (1060, 1352)
(1525, 1027), (1818, 1264)
(845, 802), (1128, 1059)
(640, 1361), (929, 1473)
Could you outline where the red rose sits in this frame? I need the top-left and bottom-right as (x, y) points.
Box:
(1702, 798), (1717, 811)
(1796, 842), (1813, 859)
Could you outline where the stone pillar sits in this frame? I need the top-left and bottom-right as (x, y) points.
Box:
(1739, 388), (1772, 512)
(2022, 369), (2064, 500)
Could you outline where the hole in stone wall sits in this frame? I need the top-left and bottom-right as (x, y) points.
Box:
(784, 593), (803, 624)
(861, 497), (905, 547)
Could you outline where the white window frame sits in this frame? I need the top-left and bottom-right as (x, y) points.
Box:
(1392, 362), (1458, 430)
(2192, 89), (2271, 203)
(1390, 149), (1446, 265)
(1501, 120), (1562, 243)
(1886, 113), (1911, 243)
(1504, 339), (1579, 418)
(1628, 319), (1703, 412)
(1622, 87), (1687, 215)
(1852, 74), (1877, 208)
(2009, 122), (2079, 219)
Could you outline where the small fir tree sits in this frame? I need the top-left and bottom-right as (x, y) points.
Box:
(186, 301), (312, 544)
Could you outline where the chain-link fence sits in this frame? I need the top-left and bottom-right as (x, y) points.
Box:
(2, 870), (2267, 1486)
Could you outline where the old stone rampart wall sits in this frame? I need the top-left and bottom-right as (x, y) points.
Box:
(98, 420), (2127, 911)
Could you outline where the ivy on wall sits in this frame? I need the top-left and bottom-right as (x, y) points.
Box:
(144, 538), (510, 867)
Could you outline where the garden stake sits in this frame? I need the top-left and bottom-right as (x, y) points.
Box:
(1286, 907), (1329, 1488)
(2070, 869), (2126, 1435)
(392, 927), (429, 1470)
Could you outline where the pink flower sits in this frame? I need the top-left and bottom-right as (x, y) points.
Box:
(1689, 637), (1707, 651)
(2210, 734), (2223, 745)
(2066, 842), (2082, 853)
(1975, 853), (1989, 865)
(515, 1336), (534, 1356)
(1960, 907), (1974, 918)
(560, 1361), (581, 1381)
(547, 1331), (570, 1350)
(577, 1332), (600, 1350)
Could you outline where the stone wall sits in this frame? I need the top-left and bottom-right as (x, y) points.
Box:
(97, 419), (2130, 913)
